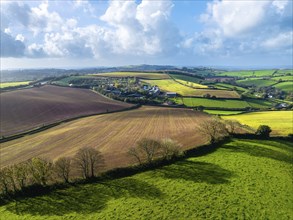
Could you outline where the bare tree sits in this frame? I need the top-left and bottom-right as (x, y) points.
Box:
(198, 117), (229, 144)
(13, 160), (31, 190)
(160, 138), (183, 160)
(28, 158), (53, 186)
(128, 138), (161, 165)
(128, 147), (143, 165)
(74, 147), (104, 179)
(54, 157), (72, 183)
(225, 119), (241, 134)
(0, 168), (10, 195)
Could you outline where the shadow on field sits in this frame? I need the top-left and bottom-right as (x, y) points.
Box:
(222, 140), (293, 164)
(6, 178), (164, 216)
(155, 160), (233, 184)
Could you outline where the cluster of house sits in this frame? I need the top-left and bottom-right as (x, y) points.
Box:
(103, 83), (177, 99)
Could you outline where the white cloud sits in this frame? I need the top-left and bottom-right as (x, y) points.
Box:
(262, 31), (293, 50)
(0, 31), (25, 57)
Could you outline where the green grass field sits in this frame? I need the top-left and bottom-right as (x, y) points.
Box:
(0, 81), (31, 88)
(173, 97), (250, 109)
(236, 78), (277, 87)
(144, 79), (240, 98)
(204, 110), (244, 115)
(142, 79), (200, 96)
(1, 138), (292, 219)
(169, 73), (202, 83)
(175, 79), (208, 89)
(52, 76), (97, 86)
(218, 70), (277, 78)
(273, 82), (293, 93)
(214, 83), (248, 92)
(92, 72), (170, 79)
(223, 111), (293, 135)
(272, 75), (293, 81)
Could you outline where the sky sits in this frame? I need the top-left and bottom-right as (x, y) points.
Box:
(0, 0), (292, 69)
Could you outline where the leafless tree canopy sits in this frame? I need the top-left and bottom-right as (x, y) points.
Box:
(74, 147), (104, 179)
(128, 138), (183, 165)
(54, 157), (72, 183)
(198, 117), (229, 144)
(28, 158), (53, 186)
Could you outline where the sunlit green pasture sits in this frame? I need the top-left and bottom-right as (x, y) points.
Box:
(236, 78), (277, 87)
(273, 82), (293, 93)
(204, 110), (244, 115)
(1, 138), (292, 219)
(223, 111), (293, 135)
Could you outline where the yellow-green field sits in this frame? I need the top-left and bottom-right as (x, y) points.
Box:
(175, 79), (208, 89)
(223, 111), (293, 135)
(143, 79), (240, 98)
(91, 72), (170, 79)
(0, 81), (31, 88)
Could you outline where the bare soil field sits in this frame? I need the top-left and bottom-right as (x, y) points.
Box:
(0, 85), (133, 137)
(0, 106), (210, 169)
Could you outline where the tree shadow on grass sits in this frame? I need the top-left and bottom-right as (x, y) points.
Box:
(6, 178), (164, 216)
(155, 160), (234, 184)
(222, 141), (293, 165)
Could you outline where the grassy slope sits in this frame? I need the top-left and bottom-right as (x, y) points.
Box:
(92, 72), (170, 79)
(272, 75), (293, 81)
(169, 74), (202, 83)
(204, 110), (244, 115)
(52, 76), (97, 86)
(218, 70), (277, 77)
(236, 78), (277, 87)
(1, 139), (292, 219)
(273, 82), (293, 93)
(174, 97), (249, 108)
(223, 111), (293, 135)
(143, 79), (240, 98)
(0, 81), (31, 88)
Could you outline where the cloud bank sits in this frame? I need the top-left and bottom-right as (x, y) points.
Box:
(0, 0), (292, 66)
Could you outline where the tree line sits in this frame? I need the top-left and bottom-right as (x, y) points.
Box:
(0, 117), (272, 199)
(0, 147), (104, 197)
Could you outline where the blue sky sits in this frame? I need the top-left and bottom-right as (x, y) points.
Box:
(1, 0), (292, 69)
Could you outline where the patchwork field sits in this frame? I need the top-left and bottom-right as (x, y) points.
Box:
(204, 110), (243, 115)
(92, 72), (170, 79)
(1, 139), (292, 219)
(236, 78), (277, 87)
(143, 79), (240, 98)
(272, 75), (293, 81)
(218, 70), (277, 78)
(169, 73), (203, 83)
(0, 85), (133, 137)
(0, 106), (210, 169)
(223, 111), (293, 135)
(0, 81), (31, 88)
(273, 82), (293, 93)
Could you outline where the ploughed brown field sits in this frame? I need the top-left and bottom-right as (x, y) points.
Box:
(0, 85), (133, 137)
(0, 106), (210, 170)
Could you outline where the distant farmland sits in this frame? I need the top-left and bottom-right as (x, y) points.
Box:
(92, 72), (170, 79)
(0, 107), (210, 169)
(0, 85), (133, 137)
(143, 79), (240, 98)
(0, 81), (31, 88)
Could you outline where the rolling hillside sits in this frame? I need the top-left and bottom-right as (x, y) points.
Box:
(0, 106), (210, 169)
(0, 85), (133, 137)
(1, 138), (292, 219)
